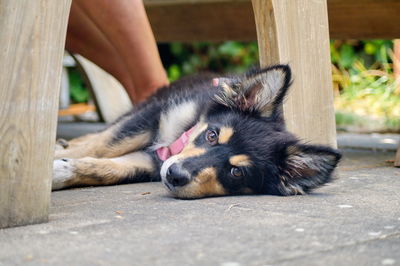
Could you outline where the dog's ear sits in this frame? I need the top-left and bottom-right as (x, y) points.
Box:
(214, 65), (291, 117)
(277, 144), (341, 195)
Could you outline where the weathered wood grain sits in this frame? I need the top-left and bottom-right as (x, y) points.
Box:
(145, 1), (256, 42)
(252, 0), (337, 147)
(394, 39), (400, 167)
(145, 0), (248, 5)
(328, 0), (400, 39)
(0, 0), (71, 228)
(144, 0), (400, 41)
(394, 40), (400, 94)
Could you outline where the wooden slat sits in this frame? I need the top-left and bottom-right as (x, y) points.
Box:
(145, 1), (256, 42)
(145, 0), (400, 41)
(252, 0), (337, 147)
(328, 0), (400, 39)
(145, 0), (248, 5)
(0, 0), (71, 228)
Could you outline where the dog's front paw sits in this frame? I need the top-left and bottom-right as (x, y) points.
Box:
(52, 159), (74, 191)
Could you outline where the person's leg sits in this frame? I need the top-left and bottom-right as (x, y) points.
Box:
(66, 1), (135, 99)
(68, 0), (168, 103)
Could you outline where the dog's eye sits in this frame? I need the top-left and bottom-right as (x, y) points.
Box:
(230, 167), (243, 178)
(206, 130), (218, 144)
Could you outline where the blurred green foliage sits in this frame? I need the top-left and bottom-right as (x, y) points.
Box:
(160, 42), (259, 81)
(331, 40), (400, 131)
(330, 40), (393, 72)
(68, 40), (400, 132)
(161, 40), (400, 132)
(68, 68), (89, 103)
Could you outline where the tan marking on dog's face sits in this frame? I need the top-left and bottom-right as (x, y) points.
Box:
(171, 167), (226, 198)
(172, 121), (208, 159)
(218, 127), (234, 144)
(178, 146), (207, 159)
(189, 121), (208, 142)
(229, 154), (252, 167)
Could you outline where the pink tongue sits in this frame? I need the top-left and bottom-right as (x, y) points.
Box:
(156, 126), (196, 161)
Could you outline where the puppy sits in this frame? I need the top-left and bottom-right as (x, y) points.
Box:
(53, 65), (341, 198)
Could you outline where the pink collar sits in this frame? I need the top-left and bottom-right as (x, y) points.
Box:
(156, 126), (196, 161)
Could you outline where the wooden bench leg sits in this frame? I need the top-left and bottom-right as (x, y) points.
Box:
(0, 0), (71, 228)
(394, 40), (400, 167)
(252, 0), (337, 147)
(394, 40), (400, 94)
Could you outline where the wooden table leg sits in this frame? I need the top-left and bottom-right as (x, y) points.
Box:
(252, 0), (337, 147)
(0, 0), (71, 228)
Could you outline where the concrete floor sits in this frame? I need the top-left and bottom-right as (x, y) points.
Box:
(1, 149), (399, 266)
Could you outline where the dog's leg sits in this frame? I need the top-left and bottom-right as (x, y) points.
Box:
(55, 132), (101, 152)
(57, 133), (98, 148)
(55, 105), (160, 159)
(55, 126), (152, 160)
(52, 151), (157, 190)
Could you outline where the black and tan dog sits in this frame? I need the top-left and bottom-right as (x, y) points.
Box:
(53, 65), (341, 198)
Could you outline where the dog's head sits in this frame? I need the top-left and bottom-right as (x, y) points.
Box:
(161, 65), (341, 199)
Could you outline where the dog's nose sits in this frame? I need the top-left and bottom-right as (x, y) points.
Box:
(166, 163), (190, 187)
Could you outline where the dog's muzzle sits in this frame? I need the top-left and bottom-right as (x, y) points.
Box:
(161, 157), (192, 192)
(165, 163), (190, 187)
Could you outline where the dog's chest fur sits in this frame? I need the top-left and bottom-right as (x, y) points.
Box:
(153, 100), (198, 150)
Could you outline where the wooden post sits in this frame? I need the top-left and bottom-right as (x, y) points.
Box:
(252, 0), (337, 147)
(0, 0), (71, 228)
(394, 40), (400, 94)
(393, 40), (400, 167)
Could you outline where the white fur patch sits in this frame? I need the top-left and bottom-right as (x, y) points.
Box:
(52, 159), (74, 190)
(153, 101), (197, 149)
(160, 155), (181, 183)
